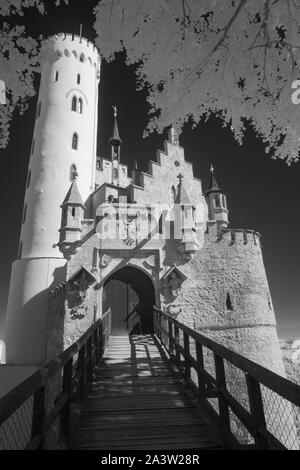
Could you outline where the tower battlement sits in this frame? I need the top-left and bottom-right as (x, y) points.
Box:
(219, 228), (261, 247)
(52, 33), (101, 64)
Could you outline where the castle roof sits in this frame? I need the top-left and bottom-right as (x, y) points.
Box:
(109, 115), (122, 143)
(61, 180), (85, 208)
(205, 165), (221, 194)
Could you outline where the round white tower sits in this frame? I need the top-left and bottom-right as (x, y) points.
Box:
(4, 33), (101, 364)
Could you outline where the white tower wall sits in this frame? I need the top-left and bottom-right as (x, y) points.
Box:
(4, 34), (100, 364)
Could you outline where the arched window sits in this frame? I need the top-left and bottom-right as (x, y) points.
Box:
(72, 207), (76, 217)
(79, 53), (85, 62)
(18, 241), (23, 259)
(71, 96), (77, 112)
(77, 97), (83, 114)
(64, 49), (69, 57)
(22, 204), (27, 224)
(54, 70), (59, 82)
(222, 195), (227, 209)
(27, 170), (31, 188)
(171, 185), (176, 203)
(72, 133), (78, 150)
(70, 163), (78, 180)
(77, 73), (81, 84)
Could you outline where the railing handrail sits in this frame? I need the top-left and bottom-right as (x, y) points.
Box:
(0, 308), (111, 429)
(154, 307), (300, 407)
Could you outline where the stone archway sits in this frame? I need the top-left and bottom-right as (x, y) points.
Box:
(102, 266), (155, 335)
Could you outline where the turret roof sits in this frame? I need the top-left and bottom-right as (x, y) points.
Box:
(205, 164), (221, 194)
(61, 180), (85, 207)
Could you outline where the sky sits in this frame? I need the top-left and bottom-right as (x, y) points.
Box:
(0, 0), (300, 339)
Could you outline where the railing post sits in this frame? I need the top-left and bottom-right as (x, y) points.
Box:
(246, 374), (269, 449)
(87, 336), (93, 389)
(196, 342), (206, 397)
(214, 354), (230, 432)
(78, 344), (86, 405)
(183, 333), (191, 385)
(31, 385), (46, 449)
(61, 357), (73, 440)
(174, 325), (180, 366)
(168, 319), (174, 358)
(94, 326), (100, 365)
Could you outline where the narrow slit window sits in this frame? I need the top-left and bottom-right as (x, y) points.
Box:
(77, 73), (81, 84)
(71, 96), (77, 112)
(54, 70), (59, 82)
(27, 170), (31, 188)
(80, 53), (85, 62)
(72, 207), (76, 217)
(72, 133), (78, 150)
(226, 293), (233, 311)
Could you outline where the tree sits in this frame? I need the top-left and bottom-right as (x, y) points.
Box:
(93, 0), (300, 164)
(0, 0), (67, 148)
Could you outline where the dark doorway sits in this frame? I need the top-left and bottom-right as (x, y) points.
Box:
(102, 266), (155, 335)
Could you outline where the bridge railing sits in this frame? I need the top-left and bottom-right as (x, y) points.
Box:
(0, 309), (111, 450)
(153, 307), (300, 450)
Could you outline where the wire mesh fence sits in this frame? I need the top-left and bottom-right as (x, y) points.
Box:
(0, 396), (33, 450)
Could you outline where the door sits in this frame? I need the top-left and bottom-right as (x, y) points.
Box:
(103, 266), (155, 335)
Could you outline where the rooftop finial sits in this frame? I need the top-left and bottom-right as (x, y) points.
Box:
(210, 164), (214, 173)
(112, 105), (118, 118)
(79, 24), (82, 40)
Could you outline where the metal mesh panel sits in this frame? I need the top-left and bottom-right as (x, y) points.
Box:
(0, 396), (33, 450)
(224, 360), (250, 412)
(229, 409), (254, 445)
(260, 385), (299, 450)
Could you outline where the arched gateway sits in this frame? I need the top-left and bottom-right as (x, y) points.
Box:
(102, 267), (155, 335)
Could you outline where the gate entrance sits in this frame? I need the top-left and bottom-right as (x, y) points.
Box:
(102, 267), (155, 335)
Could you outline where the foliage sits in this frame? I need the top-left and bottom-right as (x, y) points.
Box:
(94, 0), (300, 164)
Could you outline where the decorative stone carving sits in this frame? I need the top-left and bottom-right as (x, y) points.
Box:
(66, 266), (96, 314)
(100, 254), (112, 268)
(160, 266), (187, 300)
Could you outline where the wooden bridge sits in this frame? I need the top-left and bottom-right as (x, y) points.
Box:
(0, 308), (300, 451)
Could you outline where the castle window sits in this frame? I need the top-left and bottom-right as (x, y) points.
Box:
(72, 133), (78, 150)
(18, 241), (23, 259)
(214, 195), (221, 208)
(113, 168), (118, 179)
(226, 293), (233, 311)
(64, 49), (69, 57)
(77, 73), (81, 84)
(71, 96), (77, 112)
(27, 170), (31, 188)
(22, 204), (27, 224)
(78, 97), (83, 114)
(222, 195), (227, 209)
(80, 53), (85, 62)
(54, 71), (59, 82)
(72, 206), (76, 217)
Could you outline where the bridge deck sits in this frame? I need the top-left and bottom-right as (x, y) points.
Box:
(69, 335), (223, 450)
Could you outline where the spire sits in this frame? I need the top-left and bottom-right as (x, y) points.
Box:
(206, 164), (220, 193)
(61, 180), (85, 208)
(109, 105), (122, 143)
(175, 173), (191, 205)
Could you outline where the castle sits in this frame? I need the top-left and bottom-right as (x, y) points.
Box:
(2, 33), (285, 378)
